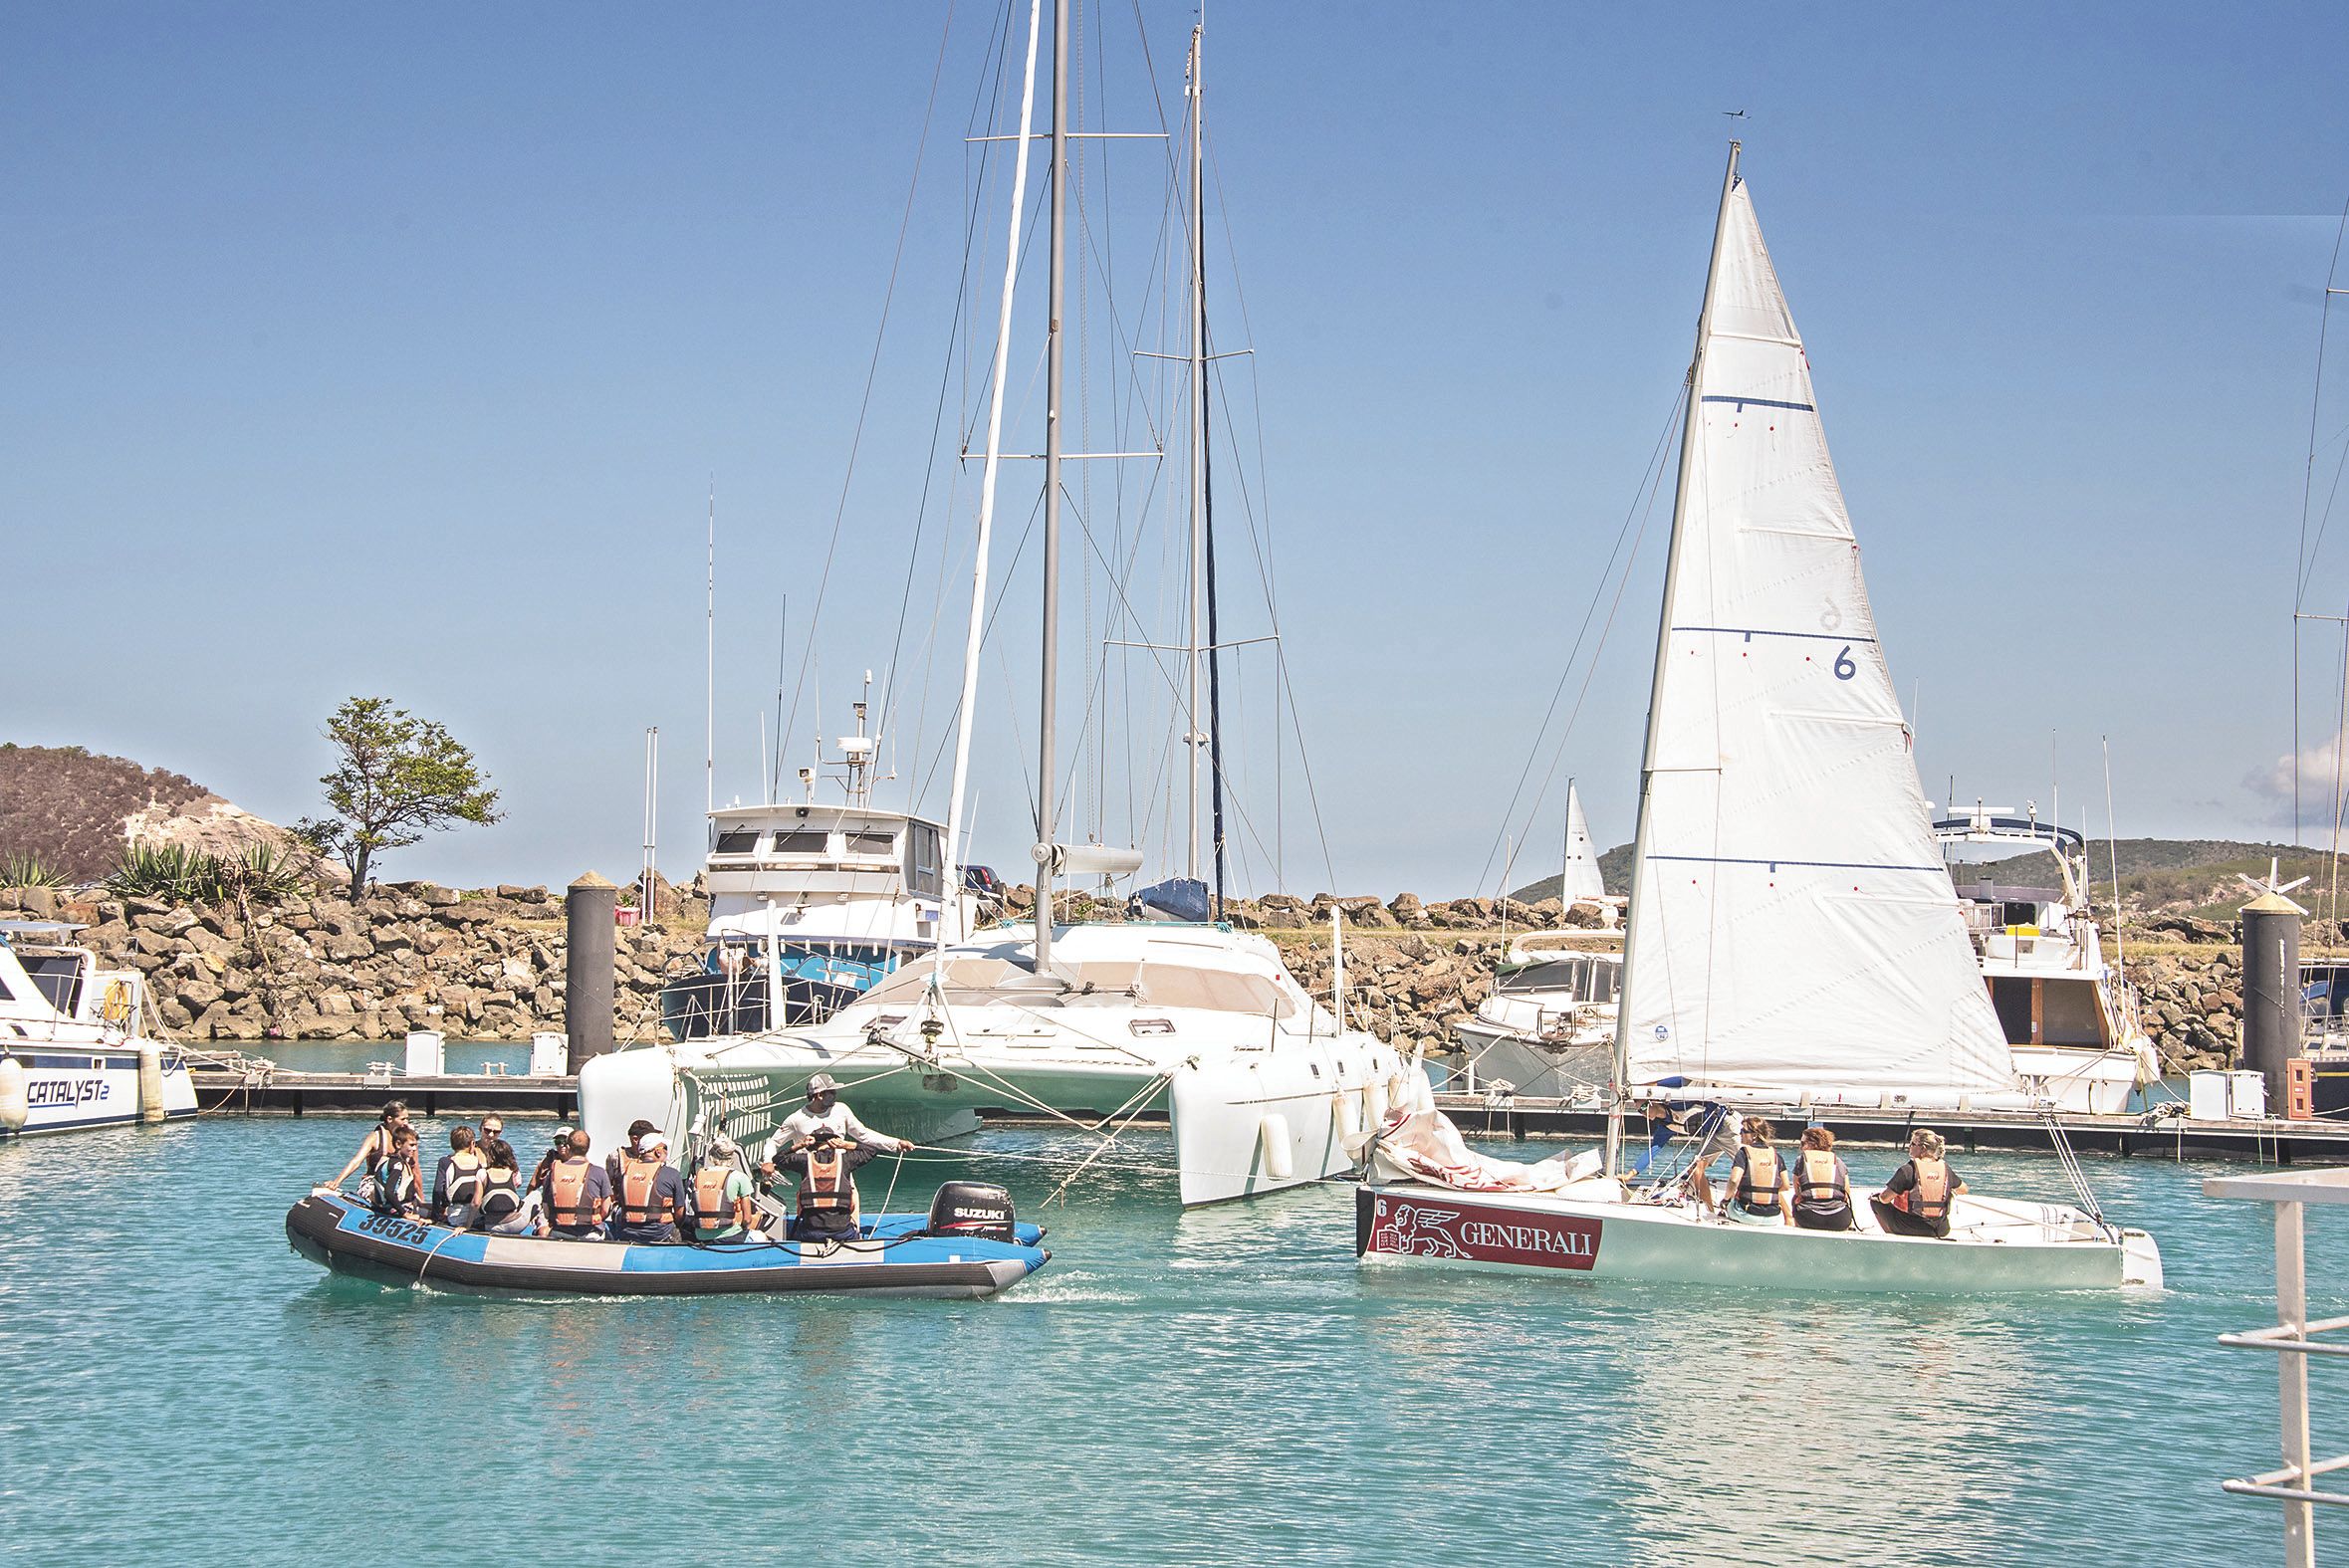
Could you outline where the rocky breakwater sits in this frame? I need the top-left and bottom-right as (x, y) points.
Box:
(0, 881), (709, 1045)
(2121, 916), (2250, 1076)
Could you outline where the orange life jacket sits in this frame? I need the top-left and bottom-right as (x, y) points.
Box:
(618, 1156), (676, 1227)
(1795, 1151), (1848, 1208)
(548, 1157), (598, 1229)
(1911, 1157), (1953, 1223)
(1731, 1147), (1782, 1214)
(692, 1166), (740, 1238)
(797, 1145), (859, 1222)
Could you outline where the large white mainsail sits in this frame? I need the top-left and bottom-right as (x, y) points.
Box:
(1618, 169), (2014, 1105)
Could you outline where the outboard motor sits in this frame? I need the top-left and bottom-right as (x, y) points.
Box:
(925, 1181), (1018, 1243)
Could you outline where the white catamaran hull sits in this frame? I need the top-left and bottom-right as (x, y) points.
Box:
(585, 1027), (1432, 1207)
(1355, 1181), (2161, 1293)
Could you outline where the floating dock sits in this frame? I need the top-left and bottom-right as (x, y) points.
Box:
(188, 1069), (2349, 1164)
(1433, 1093), (2349, 1165)
(193, 1066), (578, 1119)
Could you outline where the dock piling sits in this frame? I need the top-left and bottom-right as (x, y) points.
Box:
(566, 871), (618, 1074)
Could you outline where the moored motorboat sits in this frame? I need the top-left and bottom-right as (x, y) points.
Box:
(286, 1185), (1050, 1299)
(0, 919), (198, 1137)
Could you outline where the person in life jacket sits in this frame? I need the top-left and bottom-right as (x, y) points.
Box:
(759, 1074), (911, 1186)
(328, 1099), (409, 1200)
(1870, 1128), (1969, 1239)
(1717, 1117), (1793, 1226)
(432, 1125), (487, 1226)
(471, 1137), (532, 1234)
(371, 1125), (427, 1219)
(779, 1125), (882, 1243)
(608, 1128), (690, 1243)
(541, 1130), (610, 1238)
(1789, 1125), (1854, 1232)
(605, 1118), (663, 1193)
(690, 1138), (757, 1243)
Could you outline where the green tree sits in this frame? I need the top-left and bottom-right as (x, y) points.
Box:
(297, 697), (502, 891)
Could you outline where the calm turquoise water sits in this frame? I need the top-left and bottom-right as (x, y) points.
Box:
(3, 1108), (2343, 1565)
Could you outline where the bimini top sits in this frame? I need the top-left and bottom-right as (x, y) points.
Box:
(0, 920), (86, 941)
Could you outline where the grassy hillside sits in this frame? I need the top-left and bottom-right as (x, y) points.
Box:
(0, 745), (221, 881)
(1510, 835), (2319, 920)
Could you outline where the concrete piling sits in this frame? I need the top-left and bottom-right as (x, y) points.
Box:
(566, 871), (618, 1074)
(2241, 885), (2305, 1113)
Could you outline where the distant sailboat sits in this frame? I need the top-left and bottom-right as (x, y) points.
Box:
(1359, 145), (2159, 1291)
(1558, 782), (1606, 906)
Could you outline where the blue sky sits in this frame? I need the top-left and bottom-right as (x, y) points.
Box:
(7, 3), (2347, 897)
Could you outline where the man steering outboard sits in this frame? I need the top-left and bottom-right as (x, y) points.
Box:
(777, 1125), (880, 1244)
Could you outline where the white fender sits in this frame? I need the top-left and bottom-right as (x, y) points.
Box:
(1258, 1114), (1295, 1182)
(1331, 1090), (1359, 1143)
(136, 1045), (166, 1124)
(0, 1053), (27, 1132)
(1366, 1072), (1390, 1126)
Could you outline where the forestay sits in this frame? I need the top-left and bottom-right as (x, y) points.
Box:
(1619, 177), (2014, 1103)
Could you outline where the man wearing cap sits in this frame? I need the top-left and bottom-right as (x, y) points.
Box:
(689, 1138), (758, 1242)
(775, 1124), (883, 1244)
(608, 1128), (691, 1243)
(530, 1124), (577, 1200)
(758, 1073), (910, 1184)
(606, 1117), (663, 1192)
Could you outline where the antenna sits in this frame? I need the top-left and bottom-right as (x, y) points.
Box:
(640, 727), (660, 928)
(771, 593), (789, 803)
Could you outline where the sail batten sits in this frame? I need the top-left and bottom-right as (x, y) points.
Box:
(1619, 172), (2015, 1102)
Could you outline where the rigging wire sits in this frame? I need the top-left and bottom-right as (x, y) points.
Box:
(1472, 384), (1690, 896)
(778, 1), (965, 759)
(2290, 190), (2349, 849)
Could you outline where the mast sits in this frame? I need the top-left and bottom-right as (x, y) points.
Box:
(1185, 23), (1207, 883)
(944, 0), (1046, 946)
(704, 482), (715, 829)
(1032, 0), (1070, 973)
(1604, 140), (1742, 1181)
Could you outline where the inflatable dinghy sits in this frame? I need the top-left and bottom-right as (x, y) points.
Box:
(287, 1181), (1049, 1299)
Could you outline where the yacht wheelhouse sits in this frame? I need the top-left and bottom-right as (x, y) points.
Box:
(1936, 805), (2157, 1114)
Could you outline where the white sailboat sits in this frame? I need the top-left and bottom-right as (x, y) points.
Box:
(1454, 781), (1622, 1097)
(583, 5), (1429, 1204)
(1358, 145), (2159, 1291)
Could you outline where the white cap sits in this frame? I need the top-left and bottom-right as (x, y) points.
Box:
(643, 1129), (670, 1149)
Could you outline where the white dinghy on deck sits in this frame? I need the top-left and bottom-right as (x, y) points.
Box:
(1357, 144), (2159, 1294)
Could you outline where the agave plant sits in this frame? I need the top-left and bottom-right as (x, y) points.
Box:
(107, 842), (224, 903)
(217, 839), (309, 904)
(0, 851), (68, 890)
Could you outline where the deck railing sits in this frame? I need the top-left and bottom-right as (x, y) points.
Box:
(2206, 1165), (2349, 1568)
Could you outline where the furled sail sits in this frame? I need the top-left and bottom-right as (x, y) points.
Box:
(1560, 783), (1606, 904)
(1619, 175), (2015, 1103)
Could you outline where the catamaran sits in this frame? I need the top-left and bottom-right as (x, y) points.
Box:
(1357, 145), (2160, 1291)
(583, 4), (1430, 1204)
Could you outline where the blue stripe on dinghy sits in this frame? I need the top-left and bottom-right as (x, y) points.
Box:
(1699, 394), (1815, 412)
